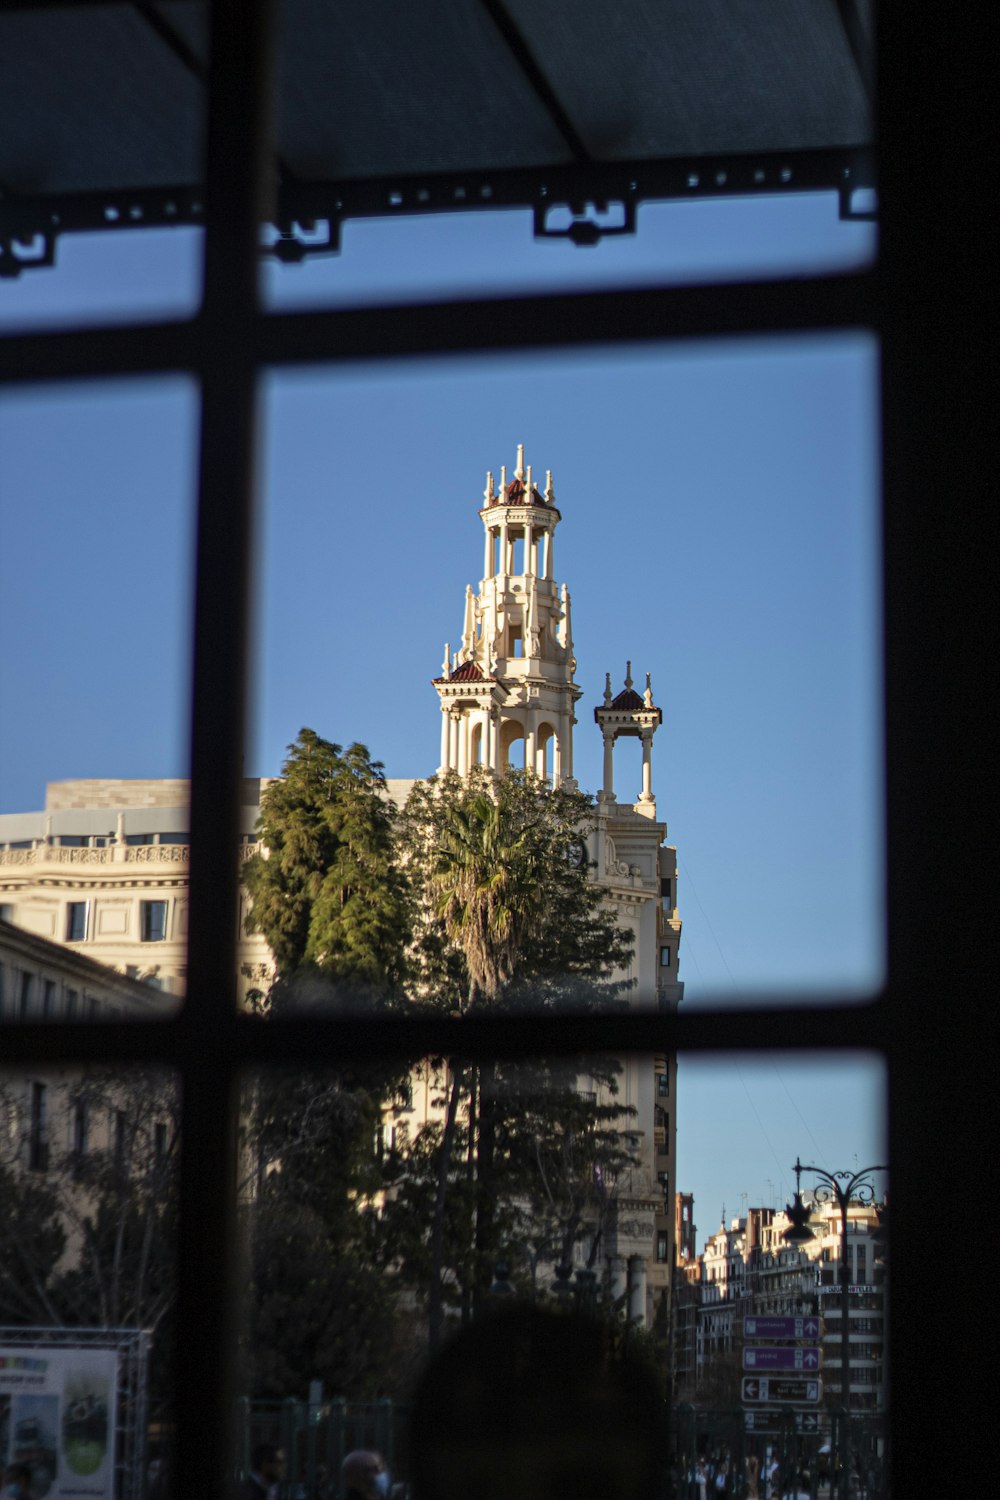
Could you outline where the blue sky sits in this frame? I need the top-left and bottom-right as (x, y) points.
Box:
(0, 194), (886, 1246)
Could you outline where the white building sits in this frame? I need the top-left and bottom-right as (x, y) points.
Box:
(0, 444), (683, 1326)
(0, 779), (272, 1007)
(429, 444), (684, 1324)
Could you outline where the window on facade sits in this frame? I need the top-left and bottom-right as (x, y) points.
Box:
(18, 971), (32, 1019)
(28, 1080), (48, 1171)
(66, 901), (87, 941)
(141, 901), (168, 942)
(660, 946), (671, 967)
(657, 1231), (668, 1262)
(72, 1097), (89, 1156)
(64, 988), (78, 1018)
(657, 1073), (669, 1097)
(42, 979), (56, 1017)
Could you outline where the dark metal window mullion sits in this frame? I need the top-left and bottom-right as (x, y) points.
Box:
(177, 4), (275, 1498)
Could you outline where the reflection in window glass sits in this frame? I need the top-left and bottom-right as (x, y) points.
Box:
(253, 339), (882, 1007)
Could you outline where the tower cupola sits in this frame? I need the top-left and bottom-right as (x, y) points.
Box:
(594, 663), (663, 811)
(433, 444), (581, 784)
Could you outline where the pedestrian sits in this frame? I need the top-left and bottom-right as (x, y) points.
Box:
(746, 1454), (761, 1500)
(237, 1443), (286, 1500)
(341, 1451), (391, 1500)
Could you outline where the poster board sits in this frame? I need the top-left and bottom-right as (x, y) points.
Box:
(0, 1346), (118, 1500)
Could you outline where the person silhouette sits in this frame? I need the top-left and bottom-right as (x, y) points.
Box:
(408, 1303), (665, 1500)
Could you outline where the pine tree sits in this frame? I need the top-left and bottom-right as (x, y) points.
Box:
(240, 729), (412, 1392)
(243, 728), (408, 1000)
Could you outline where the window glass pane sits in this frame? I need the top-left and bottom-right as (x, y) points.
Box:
(0, 1066), (178, 1492)
(0, 1), (205, 330)
(237, 1052), (886, 1490)
(0, 380), (196, 1016)
(261, 196), (875, 314)
(249, 339), (882, 1011)
(0, 228), (203, 333)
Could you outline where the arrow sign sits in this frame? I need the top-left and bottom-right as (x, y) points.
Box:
(744, 1315), (822, 1340)
(742, 1377), (822, 1405)
(743, 1346), (823, 1371)
(744, 1411), (819, 1434)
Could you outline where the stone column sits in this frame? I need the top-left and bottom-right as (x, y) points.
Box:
(640, 730), (654, 802)
(484, 523), (493, 580)
(602, 728), (615, 801)
(439, 706), (450, 772)
(524, 711), (537, 775)
(608, 1255), (627, 1306)
(457, 714), (468, 777)
(499, 518), (509, 577)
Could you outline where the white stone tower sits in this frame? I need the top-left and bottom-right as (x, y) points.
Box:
(434, 443), (582, 784)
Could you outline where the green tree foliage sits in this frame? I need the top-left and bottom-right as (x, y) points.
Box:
(394, 768), (637, 1343)
(0, 1069), (178, 1419)
(401, 767), (634, 1013)
(240, 730), (415, 1393)
(0, 1159), (66, 1323)
(243, 729), (408, 998)
(241, 1194), (396, 1400)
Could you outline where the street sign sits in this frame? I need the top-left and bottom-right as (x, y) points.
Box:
(742, 1376), (822, 1404)
(743, 1345), (822, 1371)
(744, 1315), (822, 1340)
(743, 1410), (821, 1434)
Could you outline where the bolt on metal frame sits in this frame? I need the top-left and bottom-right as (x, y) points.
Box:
(0, 0), (990, 1496)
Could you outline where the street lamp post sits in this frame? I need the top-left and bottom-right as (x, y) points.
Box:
(782, 1157), (887, 1500)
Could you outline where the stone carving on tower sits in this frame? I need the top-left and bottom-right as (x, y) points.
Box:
(433, 444), (582, 786)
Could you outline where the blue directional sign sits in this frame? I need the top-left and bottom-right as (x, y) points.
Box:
(744, 1315), (822, 1340)
(744, 1411), (821, 1434)
(743, 1346), (822, 1371)
(742, 1376), (822, 1404)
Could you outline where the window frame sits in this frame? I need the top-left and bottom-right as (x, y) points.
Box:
(0, 2), (988, 1495)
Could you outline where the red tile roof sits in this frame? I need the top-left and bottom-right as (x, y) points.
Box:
(610, 687), (645, 710)
(492, 477), (544, 506)
(447, 658), (484, 681)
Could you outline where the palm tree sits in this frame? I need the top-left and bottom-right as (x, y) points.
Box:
(425, 781), (541, 1343)
(431, 788), (540, 1010)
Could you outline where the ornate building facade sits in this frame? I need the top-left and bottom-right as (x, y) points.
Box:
(427, 444), (684, 1324)
(0, 444), (683, 1326)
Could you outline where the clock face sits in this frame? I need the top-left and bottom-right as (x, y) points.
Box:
(567, 838), (587, 868)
